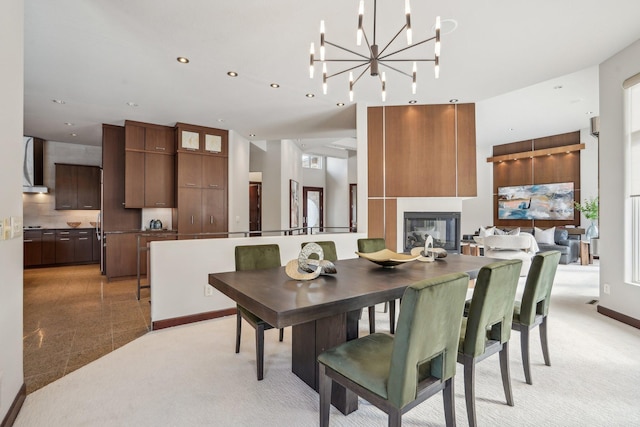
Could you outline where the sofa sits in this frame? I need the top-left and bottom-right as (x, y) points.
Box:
(474, 226), (579, 265)
(532, 227), (579, 265)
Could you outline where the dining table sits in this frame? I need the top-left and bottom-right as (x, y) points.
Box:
(208, 253), (496, 415)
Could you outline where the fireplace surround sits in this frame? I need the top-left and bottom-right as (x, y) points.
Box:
(404, 211), (461, 253)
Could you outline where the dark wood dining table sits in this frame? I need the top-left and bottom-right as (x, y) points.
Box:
(208, 254), (494, 415)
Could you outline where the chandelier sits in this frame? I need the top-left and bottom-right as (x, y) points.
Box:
(309, 0), (441, 102)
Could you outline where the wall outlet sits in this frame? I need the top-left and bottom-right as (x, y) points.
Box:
(603, 283), (611, 295)
(204, 284), (214, 297)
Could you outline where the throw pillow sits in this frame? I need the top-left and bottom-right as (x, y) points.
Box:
(534, 227), (555, 245)
(495, 227), (520, 236)
(507, 227), (521, 236)
(479, 226), (495, 237)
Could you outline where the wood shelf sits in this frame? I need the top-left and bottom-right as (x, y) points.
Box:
(486, 143), (585, 163)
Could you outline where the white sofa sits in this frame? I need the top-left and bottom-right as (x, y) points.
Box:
(481, 233), (539, 276)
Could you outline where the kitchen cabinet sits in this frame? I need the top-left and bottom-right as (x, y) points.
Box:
(23, 230), (42, 267)
(174, 123), (228, 236)
(42, 230), (56, 264)
(55, 230), (75, 264)
(124, 120), (176, 208)
(105, 233), (138, 278)
(55, 164), (101, 210)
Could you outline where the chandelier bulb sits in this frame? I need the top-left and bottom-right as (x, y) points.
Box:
(412, 62), (417, 94)
(322, 63), (328, 95)
(405, 0), (412, 45)
(320, 20), (326, 61)
(309, 43), (315, 79)
(434, 57), (440, 79)
(357, 0), (364, 45)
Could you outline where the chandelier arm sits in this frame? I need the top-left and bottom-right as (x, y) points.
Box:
(382, 59), (436, 62)
(377, 25), (407, 57)
(379, 62), (412, 78)
(378, 36), (436, 60)
(325, 40), (370, 60)
(352, 66), (371, 86)
(326, 62), (370, 80)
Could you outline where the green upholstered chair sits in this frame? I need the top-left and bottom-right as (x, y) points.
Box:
(357, 238), (397, 334)
(318, 272), (470, 427)
(512, 250), (561, 385)
(458, 259), (522, 427)
(301, 241), (338, 262)
(234, 244), (284, 381)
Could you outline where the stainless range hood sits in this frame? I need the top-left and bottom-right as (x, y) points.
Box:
(23, 136), (49, 193)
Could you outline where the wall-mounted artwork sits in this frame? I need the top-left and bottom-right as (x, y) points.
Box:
(290, 179), (300, 228)
(498, 182), (574, 220)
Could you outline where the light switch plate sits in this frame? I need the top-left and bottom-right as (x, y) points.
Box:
(1, 218), (9, 241)
(10, 216), (22, 239)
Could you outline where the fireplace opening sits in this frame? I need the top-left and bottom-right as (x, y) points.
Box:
(404, 212), (461, 253)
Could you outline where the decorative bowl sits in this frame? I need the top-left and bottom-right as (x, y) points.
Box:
(67, 221), (81, 228)
(356, 249), (421, 267)
(89, 221), (98, 227)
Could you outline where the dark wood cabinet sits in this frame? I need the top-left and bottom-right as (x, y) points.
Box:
(202, 188), (227, 234)
(55, 164), (101, 210)
(177, 187), (202, 235)
(75, 230), (93, 262)
(105, 233), (138, 278)
(55, 230), (75, 264)
(42, 231), (56, 264)
(23, 230), (42, 267)
(124, 120), (175, 208)
(202, 155), (227, 189)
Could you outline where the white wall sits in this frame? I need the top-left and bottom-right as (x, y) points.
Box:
(347, 151), (357, 184)
(599, 38), (640, 320)
(149, 232), (366, 323)
(302, 164), (325, 188)
(461, 145), (494, 235)
(0, 0), (24, 418)
(326, 157), (349, 228)
(356, 103), (369, 234)
(279, 140), (303, 230)
(578, 128), (599, 227)
(261, 141), (282, 232)
(228, 130), (250, 232)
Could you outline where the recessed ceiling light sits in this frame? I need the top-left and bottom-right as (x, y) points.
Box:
(553, 85), (563, 90)
(176, 57), (189, 64)
(449, 98), (459, 103)
(126, 102), (138, 107)
(408, 100), (417, 104)
(70, 133), (77, 137)
(306, 93), (315, 98)
(227, 71), (238, 77)
(337, 102), (345, 107)
(52, 99), (65, 104)
(249, 133), (256, 137)
(64, 122), (74, 126)
(217, 119), (225, 123)
(270, 83), (280, 88)
(586, 111), (594, 115)
(509, 128), (515, 131)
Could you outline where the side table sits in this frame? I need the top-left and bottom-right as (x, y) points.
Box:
(580, 241), (593, 265)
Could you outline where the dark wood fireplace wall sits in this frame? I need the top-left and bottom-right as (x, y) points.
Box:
(491, 131), (582, 228)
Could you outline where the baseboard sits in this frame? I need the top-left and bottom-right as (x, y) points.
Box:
(1, 383), (26, 427)
(152, 308), (236, 330)
(597, 305), (640, 329)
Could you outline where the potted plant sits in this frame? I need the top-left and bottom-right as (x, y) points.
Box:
(575, 196), (599, 240)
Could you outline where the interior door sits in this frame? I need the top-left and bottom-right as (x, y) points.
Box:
(249, 182), (262, 236)
(303, 186), (323, 233)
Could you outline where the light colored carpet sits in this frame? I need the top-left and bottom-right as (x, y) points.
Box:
(14, 263), (640, 426)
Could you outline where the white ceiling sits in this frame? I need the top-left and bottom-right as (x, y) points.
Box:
(23, 1), (640, 151)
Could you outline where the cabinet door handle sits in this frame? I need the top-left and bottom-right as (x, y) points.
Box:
(59, 238), (70, 241)
(44, 232), (54, 235)
(60, 232), (70, 235)
(186, 183), (196, 187)
(83, 205), (94, 208)
(210, 216), (214, 224)
(155, 146), (166, 151)
(24, 239), (33, 243)
(79, 237), (89, 240)
(61, 205), (71, 208)
(155, 202), (166, 206)
(208, 184), (219, 188)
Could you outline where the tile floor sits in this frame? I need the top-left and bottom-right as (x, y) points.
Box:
(23, 264), (150, 393)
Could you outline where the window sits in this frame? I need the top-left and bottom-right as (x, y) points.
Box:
(626, 77), (640, 283)
(302, 154), (323, 169)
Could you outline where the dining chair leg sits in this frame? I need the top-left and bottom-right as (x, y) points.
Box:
(520, 327), (532, 385)
(499, 342), (514, 406)
(443, 378), (456, 427)
(388, 410), (401, 427)
(256, 324), (265, 381)
(540, 316), (551, 366)
(368, 306), (376, 334)
(235, 311), (242, 353)
(389, 300), (396, 335)
(463, 357), (477, 427)
(319, 364), (331, 427)
(278, 328), (284, 342)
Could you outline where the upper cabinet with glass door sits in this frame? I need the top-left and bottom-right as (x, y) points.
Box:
(175, 122), (228, 157)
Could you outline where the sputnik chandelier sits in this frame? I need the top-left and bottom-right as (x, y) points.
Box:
(309, 0), (441, 102)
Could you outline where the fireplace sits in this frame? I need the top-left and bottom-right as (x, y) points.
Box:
(404, 212), (461, 253)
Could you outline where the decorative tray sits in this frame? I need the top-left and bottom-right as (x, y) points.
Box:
(356, 249), (421, 267)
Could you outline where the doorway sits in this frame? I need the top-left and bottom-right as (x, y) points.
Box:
(303, 186), (323, 233)
(350, 183), (357, 232)
(249, 182), (262, 236)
